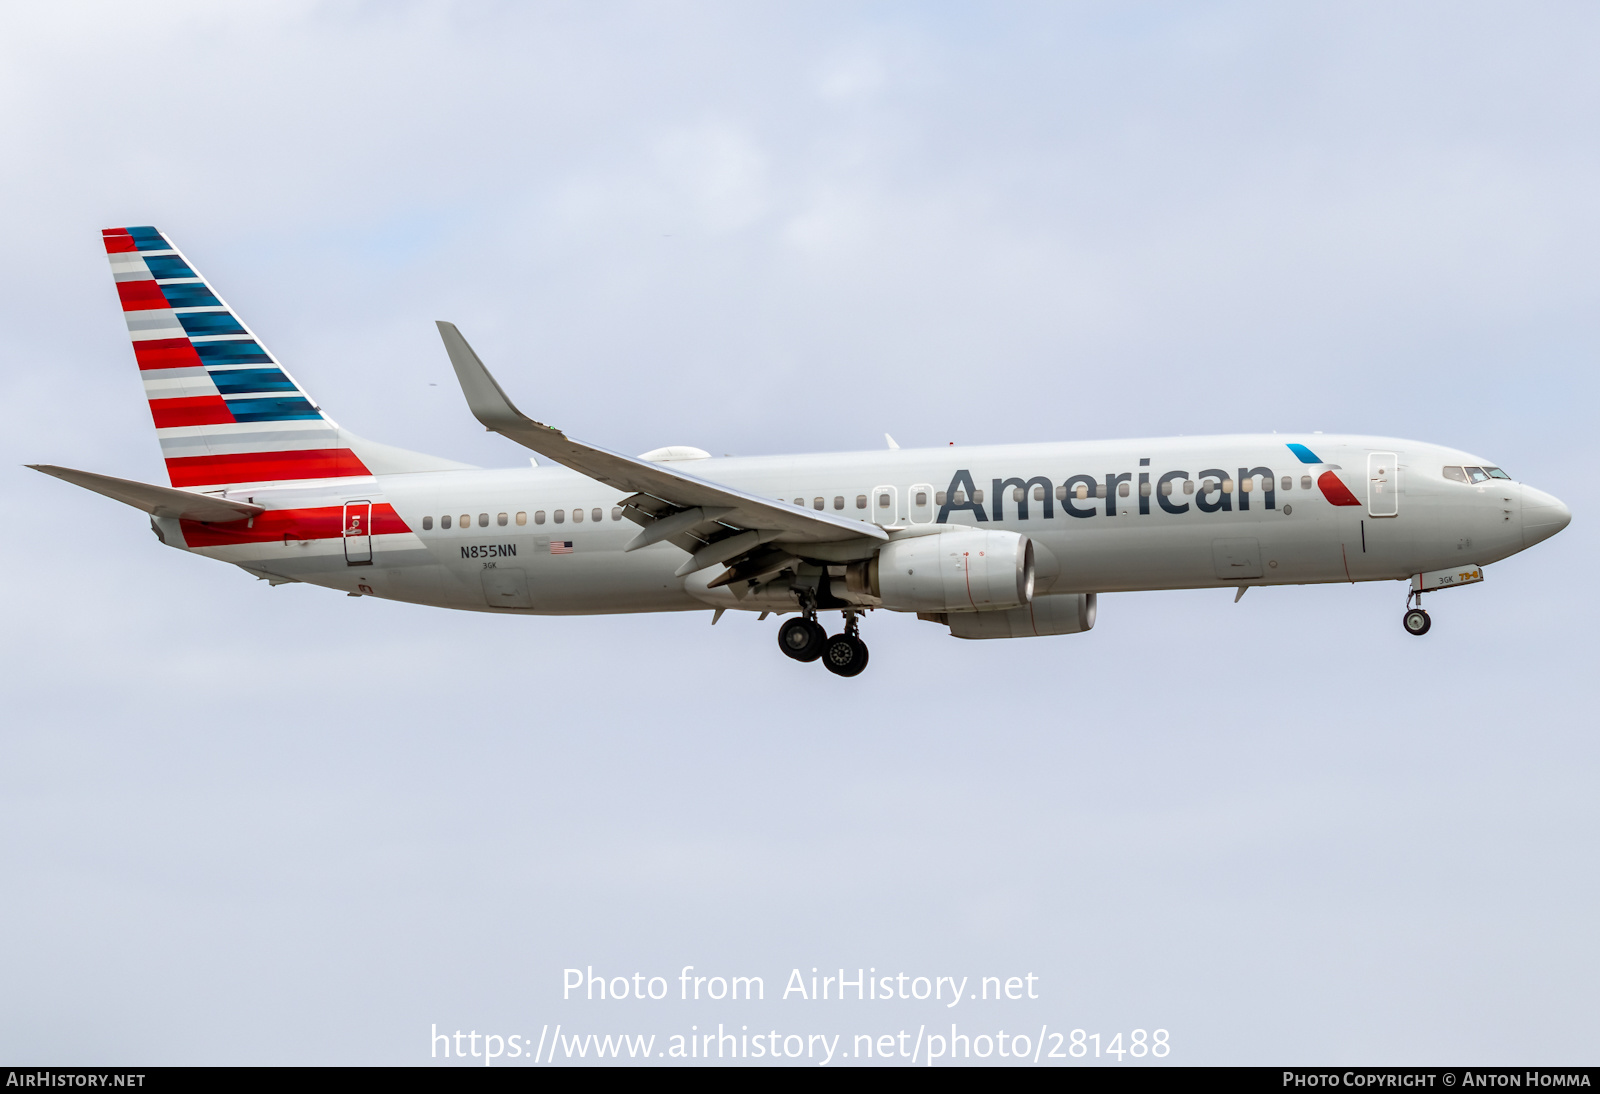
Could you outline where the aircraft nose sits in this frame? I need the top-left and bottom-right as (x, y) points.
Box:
(1522, 485), (1572, 549)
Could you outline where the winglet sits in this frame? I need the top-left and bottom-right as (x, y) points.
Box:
(436, 321), (559, 439)
(885, 433), (900, 450)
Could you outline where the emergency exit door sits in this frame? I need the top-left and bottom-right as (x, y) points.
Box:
(342, 500), (373, 564)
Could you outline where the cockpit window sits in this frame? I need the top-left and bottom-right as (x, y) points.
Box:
(1464, 466), (1490, 484)
(1484, 467), (1511, 480)
(1443, 466), (1467, 483)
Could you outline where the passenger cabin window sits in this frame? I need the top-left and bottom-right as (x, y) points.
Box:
(856, 495), (867, 509)
(833, 496), (844, 510)
(935, 491), (945, 506)
(1012, 487), (1024, 503)
(1464, 466), (1490, 484)
(878, 493), (891, 509)
(612, 507), (623, 521)
(1094, 483), (1106, 499)
(813, 497), (824, 510)
(952, 490), (966, 504)
(591, 508), (602, 522)
(1139, 482), (1151, 497)
(1300, 475), (1312, 490)
(1160, 481), (1173, 496)
(478, 513), (489, 527)
(918, 491), (930, 506)
(1075, 483), (1089, 500)
(1443, 466), (1468, 483)
(554, 510), (565, 524)
(422, 516), (433, 530)
(516, 512), (527, 526)
(1184, 480), (1195, 494)
(1032, 486), (1045, 501)
(459, 514), (469, 529)
(1281, 476), (1292, 492)
(441, 515), (452, 529)
(534, 511), (546, 524)
(497, 512), (508, 526)
(1118, 482), (1130, 498)
(974, 489), (984, 503)
(572, 507), (584, 523)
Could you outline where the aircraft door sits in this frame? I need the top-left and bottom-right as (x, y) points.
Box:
(1368, 452), (1398, 517)
(908, 483), (934, 524)
(342, 500), (373, 565)
(871, 485), (898, 526)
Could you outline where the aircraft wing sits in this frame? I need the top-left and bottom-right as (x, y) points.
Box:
(437, 322), (886, 573)
(28, 464), (264, 522)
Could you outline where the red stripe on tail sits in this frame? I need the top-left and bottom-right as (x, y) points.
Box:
(103, 231), (137, 254)
(133, 337), (204, 370)
(148, 396), (235, 429)
(116, 280), (169, 311)
(165, 448), (372, 488)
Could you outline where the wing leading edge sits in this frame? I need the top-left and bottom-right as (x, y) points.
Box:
(435, 321), (886, 577)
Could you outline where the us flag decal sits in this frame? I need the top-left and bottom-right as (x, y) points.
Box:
(549, 540), (574, 554)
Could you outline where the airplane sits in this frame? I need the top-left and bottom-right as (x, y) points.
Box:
(30, 226), (1572, 677)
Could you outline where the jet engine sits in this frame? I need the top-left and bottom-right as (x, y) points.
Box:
(857, 529), (1035, 613)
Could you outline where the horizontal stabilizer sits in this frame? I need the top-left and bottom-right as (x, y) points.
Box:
(28, 464), (264, 522)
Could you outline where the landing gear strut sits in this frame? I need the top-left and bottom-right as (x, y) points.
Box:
(1402, 590), (1431, 636)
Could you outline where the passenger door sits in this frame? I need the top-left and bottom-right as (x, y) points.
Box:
(1368, 452), (1398, 517)
(342, 500), (372, 565)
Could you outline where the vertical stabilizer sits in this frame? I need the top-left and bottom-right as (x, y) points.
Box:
(104, 226), (467, 489)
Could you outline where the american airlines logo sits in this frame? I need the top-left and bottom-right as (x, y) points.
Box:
(936, 462), (1356, 523)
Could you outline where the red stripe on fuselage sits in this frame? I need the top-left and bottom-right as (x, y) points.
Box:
(133, 337), (204, 370)
(116, 279), (168, 310)
(180, 503), (410, 548)
(148, 395), (235, 429)
(164, 448), (373, 488)
(1317, 471), (1362, 506)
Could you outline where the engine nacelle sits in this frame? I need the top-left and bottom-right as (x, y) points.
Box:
(943, 592), (1097, 639)
(870, 529), (1034, 613)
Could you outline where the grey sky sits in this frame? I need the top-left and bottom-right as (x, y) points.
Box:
(1, 1), (1594, 1065)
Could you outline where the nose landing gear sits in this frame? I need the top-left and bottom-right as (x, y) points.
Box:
(1402, 590), (1431, 636)
(777, 608), (871, 675)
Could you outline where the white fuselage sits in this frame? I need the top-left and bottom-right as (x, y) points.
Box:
(158, 433), (1565, 617)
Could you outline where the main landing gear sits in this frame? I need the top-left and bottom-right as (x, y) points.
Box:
(1402, 589), (1431, 636)
(777, 609), (869, 677)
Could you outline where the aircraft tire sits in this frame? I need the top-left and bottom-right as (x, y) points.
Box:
(822, 634), (869, 677)
(1403, 608), (1431, 636)
(778, 617), (827, 662)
